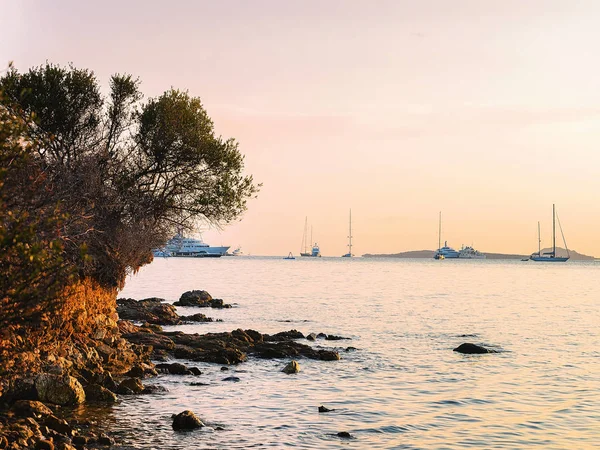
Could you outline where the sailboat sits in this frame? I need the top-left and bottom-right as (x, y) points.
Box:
(342, 209), (354, 257)
(433, 212), (445, 260)
(300, 218), (321, 257)
(530, 204), (569, 262)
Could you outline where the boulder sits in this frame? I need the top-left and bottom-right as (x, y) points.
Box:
(222, 376), (241, 382)
(11, 400), (53, 418)
(325, 334), (350, 341)
(172, 410), (204, 430)
(35, 375), (85, 406)
(116, 298), (181, 325)
(142, 385), (169, 394)
(174, 290), (232, 308)
(179, 313), (214, 323)
(337, 431), (353, 439)
(453, 343), (494, 354)
(282, 360), (300, 374)
(34, 440), (54, 450)
(306, 333), (317, 341)
(84, 384), (118, 403)
(116, 378), (144, 394)
(44, 415), (74, 436)
(318, 405), (334, 413)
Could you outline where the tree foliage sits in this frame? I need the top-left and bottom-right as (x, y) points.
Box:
(0, 63), (259, 292)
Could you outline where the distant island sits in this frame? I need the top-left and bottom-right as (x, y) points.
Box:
(362, 247), (595, 260)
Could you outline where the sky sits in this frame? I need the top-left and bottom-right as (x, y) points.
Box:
(2, 0), (600, 256)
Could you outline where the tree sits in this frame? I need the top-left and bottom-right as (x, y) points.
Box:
(0, 63), (259, 289)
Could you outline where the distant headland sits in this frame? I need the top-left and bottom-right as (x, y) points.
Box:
(362, 247), (595, 260)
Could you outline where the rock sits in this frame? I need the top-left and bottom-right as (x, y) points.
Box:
(325, 334), (350, 341)
(84, 384), (118, 403)
(179, 313), (213, 323)
(72, 436), (89, 446)
(220, 367), (229, 371)
(116, 378), (144, 394)
(126, 365), (145, 378)
(97, 433), (115, 446)
(337, 431), (353, 438)
(172, 410), (204, 431)
(44, 415), (74, 436)
(318, 405), (334, 413)
(215, 426), (225, 431)
(453, 343), (494, 354)
(11, 400), (53, 418)
(142, 385), (169, 394)
(282, 360), (300, 374)
(345, 346), (357, 352)
(190, 382), (210, 386)
(35, 374), (85, 406)
(222, 376), (241, 382)
(3, 378), (38, 403)
(173, 290), (212, 306)
(265, 330), (305, 341)
(117, 298), (181, 325)
(316, 333), (327, 339)
(189, 367), (202, 376)
(317, 350), (341, 361)
(306, 333), (317, 341)
(167, 362), (191, 375)
(35, 440), (55, 450)
(122, 332), (176, 351)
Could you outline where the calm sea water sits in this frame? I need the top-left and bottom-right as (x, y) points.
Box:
(100, 257), (600, 449)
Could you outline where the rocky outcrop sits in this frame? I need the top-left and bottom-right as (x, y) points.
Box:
(117, 298), (181, 325)
(318, 405), (334, 413)
(35, 374), (85, 406)
(172, 410), (204, 430)
(173, 290), (231, 308)
(84, 384), (118, 403)
(453, 343), (496, 354)
(121, 327), (341, 365)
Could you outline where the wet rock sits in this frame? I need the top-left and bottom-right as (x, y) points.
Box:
(306, 333), (317, 341)
(189, 367), (202, 376)
(116, 378), (144, 395)
(44, 415), (74, 436)
(167, 362), (191, 375)
(126, 365), (145, 378)
(179, 313), (214, 323)
(117, 298), (180, 325)
(172, 410), (204, 430)
(220, 366), (229, 371)
(318, 405), (334, 413)
(282, 360), (300, 374)
(337, 431), (353, 439)
(98, 433), (115, 445)
(35, 374), (85, 406)
(317, 350), (341, 361)
(453, 343), (494, 354)
(265, 330), (305, 341)
(325, 334), (350, 341)
(222, 376), (241, 382)
(345, 346), (357, 352)
(84, 384), (118, 403)
(190, 382), (210, 386)
(11, 400), (53, 418)
(72, 436), (89, 446)
(142, 385), (169, 394)
(316, 333), (327, 339)
(3, 378), (38, 403)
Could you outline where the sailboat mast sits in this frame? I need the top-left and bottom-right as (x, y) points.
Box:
(302, 217), (308, 254)
(311, 226), (313, 248)
(552, 203), (556, 256)
(438, 212), (442, 251)
(538, 221), (541, 256)
(348, 209), (353, 255)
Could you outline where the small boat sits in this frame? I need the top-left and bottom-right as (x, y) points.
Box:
(341, 209), (354, 257)
(283, 252), (296, 260)
(530, 204), (569, 262)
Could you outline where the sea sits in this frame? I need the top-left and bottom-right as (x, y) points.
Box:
(91, 256), (600, 449)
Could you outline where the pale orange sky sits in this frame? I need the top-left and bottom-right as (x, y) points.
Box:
(2, 0), (600, 256)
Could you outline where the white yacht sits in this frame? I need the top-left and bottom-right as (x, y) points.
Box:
(458, 245), (486, 259)
(161, 234), (230, 257)
(434, 241), (460, 259)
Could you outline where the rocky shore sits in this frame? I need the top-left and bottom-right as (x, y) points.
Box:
(0, 289), (346, 449)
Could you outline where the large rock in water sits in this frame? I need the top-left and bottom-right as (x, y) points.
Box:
(35, 374), (85, 406)
(117, 298), (181, 325)
(453, 343), (493, 354)
(84, 384), (118, 403)
(172, 410), (205, 430)
(174, 290), (231, 308)
(282, 360), (300, 374)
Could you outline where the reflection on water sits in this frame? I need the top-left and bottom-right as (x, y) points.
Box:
(84, 257), (600, 448)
